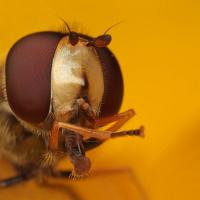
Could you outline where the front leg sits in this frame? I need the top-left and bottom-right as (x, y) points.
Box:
(49, 121), (144, 151)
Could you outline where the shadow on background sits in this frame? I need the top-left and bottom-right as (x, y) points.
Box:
(148, 117), (200, 200)
(0, 159), (148, 200)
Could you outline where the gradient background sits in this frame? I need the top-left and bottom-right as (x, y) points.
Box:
(0, 0), (200, 199)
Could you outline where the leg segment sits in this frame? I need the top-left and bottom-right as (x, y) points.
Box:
(94, 109), (135, 131)
(0, 173), (33, 187)
(49, 121), (144, 151)
(77, 98), (136, 131)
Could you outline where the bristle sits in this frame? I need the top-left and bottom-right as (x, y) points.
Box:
(67, 170), (91, 181)
(41, 151), (61, 167)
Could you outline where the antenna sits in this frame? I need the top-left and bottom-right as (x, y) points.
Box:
(104, 21), (124, 34)
(57, 16), (72, 33)
(57, 16), (79, 46)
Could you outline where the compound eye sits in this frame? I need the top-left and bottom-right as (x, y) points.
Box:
(6, 32), (63, 123)
(94, 47), (123, 117)
(93, 34), (112, 47)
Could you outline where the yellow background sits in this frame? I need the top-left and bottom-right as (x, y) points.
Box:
(0, 0), (200, 199)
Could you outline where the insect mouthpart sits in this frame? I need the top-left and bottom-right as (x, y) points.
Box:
(64, 131), (91, 176)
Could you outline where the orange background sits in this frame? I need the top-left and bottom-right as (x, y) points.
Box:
(0, 0), (200, 199)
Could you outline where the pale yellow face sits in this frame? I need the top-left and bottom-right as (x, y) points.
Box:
(1, 0), (200, 200)
(51, 36), (104, 122)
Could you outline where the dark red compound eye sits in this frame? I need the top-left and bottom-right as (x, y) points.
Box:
(95, 47), (123, 117)
(6, 32), (64, 123)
